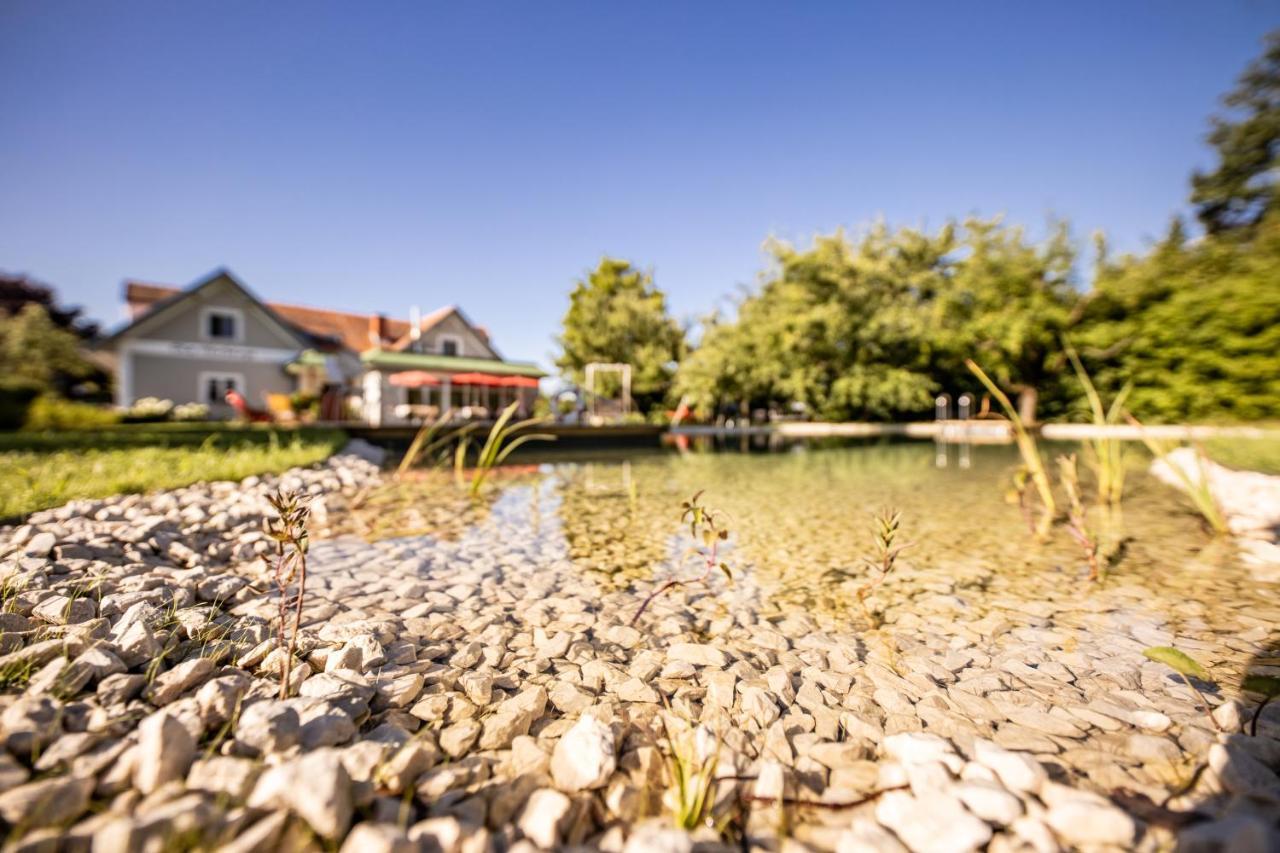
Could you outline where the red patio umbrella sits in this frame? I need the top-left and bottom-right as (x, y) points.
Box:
(449, 372), (502, 385)
(388, 370), (440, 388)
(498, 376), (540, 388)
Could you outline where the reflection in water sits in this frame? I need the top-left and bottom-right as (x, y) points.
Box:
(327, 440), (1275, 638)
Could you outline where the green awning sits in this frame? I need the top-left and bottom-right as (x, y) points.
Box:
(285, 349), (329, 373)
(361, 349), (546, 378)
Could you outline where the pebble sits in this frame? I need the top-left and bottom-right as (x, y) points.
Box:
(551, 714), (617, 792)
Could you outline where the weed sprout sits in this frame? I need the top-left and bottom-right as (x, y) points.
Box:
(856, 508), (911, 628)
(631, 491), (733, 626)
(264, 488), (311, 700)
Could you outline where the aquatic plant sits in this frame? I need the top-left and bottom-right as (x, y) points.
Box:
(264, 488), (311, 700)
(1143, 646), (1221, 731)
(856, 508), (911, 627)
(1125, 415), (1228, 535)
(1243, 675), (1280, 737)
(1056, 454), (1101, 581)
(630, 490), (733, 626)
(660, 717), (723, 831)
(396, 409), (472, 477)
(966, 359), (1056, 536)
(456, 401), (555, 498)
(1063, 340), (1131, 506)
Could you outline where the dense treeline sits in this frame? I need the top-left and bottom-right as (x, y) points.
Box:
(558, 32), (1280, 424)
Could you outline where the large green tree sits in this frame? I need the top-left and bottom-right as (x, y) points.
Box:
(1074, 213), (1280, 421)
(931, 219), (1079, 423)
(676, 219), (1079, 423)
(556, 258), (686, 411)
(1192, 31), (1280, 235)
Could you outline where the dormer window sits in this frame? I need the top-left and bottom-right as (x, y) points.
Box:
(440, 336), (460, 356)
(201, 307), (243, 342)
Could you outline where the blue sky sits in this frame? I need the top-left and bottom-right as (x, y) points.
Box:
(1, 2), (1274, 368)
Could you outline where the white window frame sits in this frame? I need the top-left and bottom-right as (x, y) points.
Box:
(198, 371), (246, 405)
(438, 334), (463, 357)
(200, 306), (245, 343)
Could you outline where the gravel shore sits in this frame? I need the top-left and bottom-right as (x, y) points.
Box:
(1, 442), (1277, 851)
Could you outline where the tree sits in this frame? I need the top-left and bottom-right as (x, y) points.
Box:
(556, 258), (686, 412)
(676, 219), (1079, 423)
(0, 272), (99, 337)
(1192, 31), (1280, 235)
(1074, 211), (1280, 421)
(0, 303), (98, 390)
(931, 219), (1080, 423)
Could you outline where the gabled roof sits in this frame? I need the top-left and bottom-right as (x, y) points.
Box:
(105, 269), (313, 350)
(122, 281), (489, 355)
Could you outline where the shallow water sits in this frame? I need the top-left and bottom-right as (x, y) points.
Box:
(326, 439), (1277, 653)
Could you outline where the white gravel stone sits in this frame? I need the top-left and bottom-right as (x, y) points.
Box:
(875, 789), (992, 853)
(1045, 797), (1136, 847)
(666, 643), (729, 667)
(519, 788), (573, 848)
(972, 740), (1046, 794)
(551, 714), (616, 792)
(134, 711), (195, 794)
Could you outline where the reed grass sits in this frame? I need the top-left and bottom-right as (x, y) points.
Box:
(966, 359), (1056, 535)
(1056, 453), (1102, 581)
(1125, 414), (1229, 535)
(1063, 340), (1131, 506)
(459, 401), (555, 497)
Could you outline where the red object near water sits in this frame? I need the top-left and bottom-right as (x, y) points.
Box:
(225, 389), (271, 422)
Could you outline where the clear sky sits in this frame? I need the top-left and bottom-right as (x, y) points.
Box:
(1, 2), (1275, 368)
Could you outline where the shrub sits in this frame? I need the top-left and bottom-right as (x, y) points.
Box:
(123, 397), (175, 423)
(23, 396), (121, 431)
(172, 402), (210, 422)
(0, 380), (42, 431)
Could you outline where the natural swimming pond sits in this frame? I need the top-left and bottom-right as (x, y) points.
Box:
(326, 439), (1276, 641)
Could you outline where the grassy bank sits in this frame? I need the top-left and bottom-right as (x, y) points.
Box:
(0, 426), (347, 520)
(1201, 436), (1280, 476)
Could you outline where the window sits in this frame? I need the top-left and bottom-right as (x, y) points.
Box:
(201, 307), (244, 341)
(199, 372), (245, 405)
(439, 335), (461, 356)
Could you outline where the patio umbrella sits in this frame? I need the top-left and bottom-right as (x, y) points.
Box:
(388, 370), (441, 388)
(449, 372), (501, 385)
(498, 376), (540, 388)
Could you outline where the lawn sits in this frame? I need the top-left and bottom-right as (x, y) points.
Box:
(1201, 435), (1280, 476)
(0, 426), (348, 520)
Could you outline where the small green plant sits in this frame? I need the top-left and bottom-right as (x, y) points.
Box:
(966, 359), (1056, 537)
(631, 491), (733, 626)
(1063, 340), (1131, 506)
(1125, 415), (1228, 535)
(397, 410), (479, 477)
(1242, 675), (1280, 737)
(1143, 647), (1221, 731)
(456, 401), (554, 498)
(264, 489), (311, 700)
(1056, 454), (1101, 581)
(660, 717), (723, 831)
(856, 508), (911, 627)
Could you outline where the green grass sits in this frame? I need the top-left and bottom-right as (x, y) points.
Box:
(1200, 436), (1280, 475)
(0, 427), (347, 519)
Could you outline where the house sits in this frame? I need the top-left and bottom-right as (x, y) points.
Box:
(100, 268), (544, 424)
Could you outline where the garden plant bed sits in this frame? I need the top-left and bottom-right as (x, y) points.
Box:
(0, 442), (1276, 851)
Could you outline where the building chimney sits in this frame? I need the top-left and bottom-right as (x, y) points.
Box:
(368, 313), (386, 346)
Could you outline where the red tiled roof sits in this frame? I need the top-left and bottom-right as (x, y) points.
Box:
(124, 281), (459, 354)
